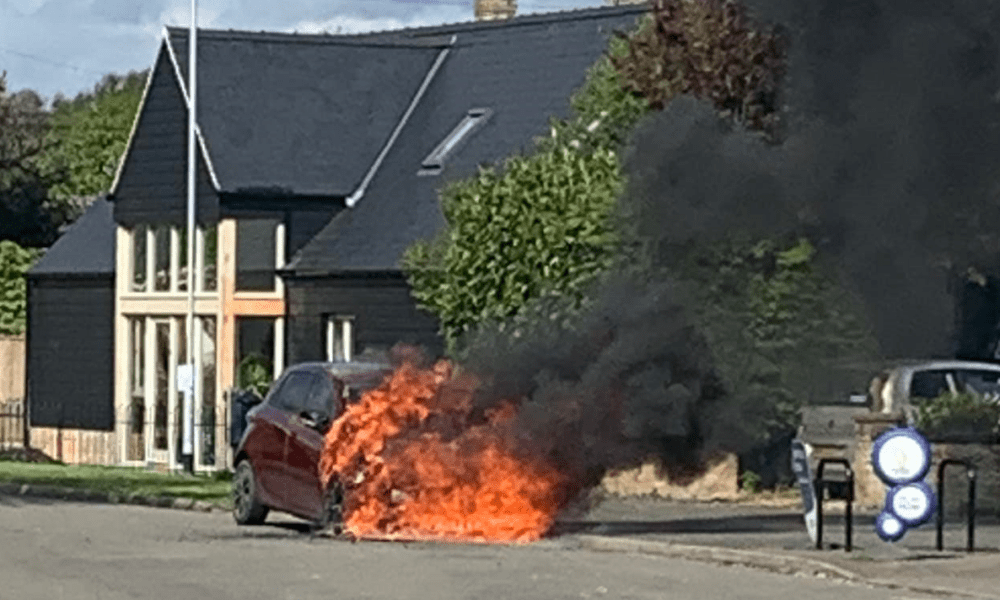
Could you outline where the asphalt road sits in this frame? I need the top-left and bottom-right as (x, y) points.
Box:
(0, 496), (958, 600)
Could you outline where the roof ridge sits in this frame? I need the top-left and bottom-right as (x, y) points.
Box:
(164, 26), (450, 49)
(166, 5), (647, 46)
(345, 4), (648, 38)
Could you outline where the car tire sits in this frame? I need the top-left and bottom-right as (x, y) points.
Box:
(317, 482), (345, 536)
(232, 460), (269, 525)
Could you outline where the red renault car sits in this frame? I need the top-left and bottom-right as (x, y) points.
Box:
(231, 361), (391, 529)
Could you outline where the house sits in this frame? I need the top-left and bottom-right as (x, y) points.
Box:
(25, 3), (647, 469)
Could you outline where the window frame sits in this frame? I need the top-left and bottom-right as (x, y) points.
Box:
(325, 315), (355, 363)
(419, 108), (493, 176)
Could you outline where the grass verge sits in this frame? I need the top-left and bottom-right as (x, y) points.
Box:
(0, 459), (233, 507)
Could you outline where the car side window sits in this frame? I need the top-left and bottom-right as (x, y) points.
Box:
(268, 372), (315, 413)
(956, 369), (1000, 395)
(910, 370), (952, 401)
(302, 374), (336, 417)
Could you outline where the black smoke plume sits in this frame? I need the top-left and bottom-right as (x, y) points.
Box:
(447, 0), (1000, 494)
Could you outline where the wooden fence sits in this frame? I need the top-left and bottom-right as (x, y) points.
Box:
(0, 401), (24, 448)
(0, 335), (25, 403)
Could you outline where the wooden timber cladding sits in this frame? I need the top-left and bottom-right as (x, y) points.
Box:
(0, 335), (25, 402)
(31, 427), (117, 465)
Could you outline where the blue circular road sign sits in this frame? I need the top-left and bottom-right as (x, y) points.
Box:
(871, 427), (932, 486)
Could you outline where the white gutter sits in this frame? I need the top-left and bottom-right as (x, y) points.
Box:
(345, 35), (456, 208)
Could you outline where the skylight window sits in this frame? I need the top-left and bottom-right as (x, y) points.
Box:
(419, 108), (493, 176)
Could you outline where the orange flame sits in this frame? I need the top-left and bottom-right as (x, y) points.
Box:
(319, 359), (567, 543)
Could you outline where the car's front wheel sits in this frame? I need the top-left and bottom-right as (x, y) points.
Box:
(316, 482), (345, 536)
(232, 460), (269, 525)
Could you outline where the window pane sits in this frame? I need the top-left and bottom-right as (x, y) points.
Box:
(131, 225), (147, 292)
(200, 317), (217, 466)
(154, 225), (171, 292)
(178, 227), (189, 292)
(236, 218), (279, 291)
(236, 317), (275, 397)
(154, 322), (170, 450)
(202, 225), (218, 292)
(130, 318), (144, 395)
(175, 318), (187, 463)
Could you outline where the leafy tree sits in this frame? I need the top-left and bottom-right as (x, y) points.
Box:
(611, 0), (786, 137)
(0, 241), (40, 335)
(404, 35), (645, 352)
(40, 70), (147, 204)
(0, 72), (67, 246)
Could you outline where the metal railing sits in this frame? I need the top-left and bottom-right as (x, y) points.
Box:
(815, 458), (854, 552)
(936, 459), (977, 552)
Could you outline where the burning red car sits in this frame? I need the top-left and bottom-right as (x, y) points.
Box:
(231, 361), (392, 529)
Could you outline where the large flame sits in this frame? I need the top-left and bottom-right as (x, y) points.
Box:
(319, 359), (568, 543)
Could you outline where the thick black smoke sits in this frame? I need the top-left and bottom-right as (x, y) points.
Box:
(455, 0), (1000, 493)
(627, 0), (1000, 358)
(460, 278), (740, 491)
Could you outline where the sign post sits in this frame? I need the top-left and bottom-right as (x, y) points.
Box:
(871, 427), (935, 542)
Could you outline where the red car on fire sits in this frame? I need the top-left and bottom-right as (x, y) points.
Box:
(231, 361), (392, 529)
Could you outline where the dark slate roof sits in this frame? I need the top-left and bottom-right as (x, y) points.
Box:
(287, 5), (646, 274)
(166, 28), (447, 197)
(29, 198), (116, 276)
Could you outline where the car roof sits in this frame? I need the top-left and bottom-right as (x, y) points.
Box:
(284, 361), (393, 380)
(883, 359), (1000, 374)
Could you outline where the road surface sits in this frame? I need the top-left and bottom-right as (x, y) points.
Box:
(0, 495), (958, 600)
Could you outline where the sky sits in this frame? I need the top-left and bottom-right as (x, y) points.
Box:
(0, 0), (610, 101)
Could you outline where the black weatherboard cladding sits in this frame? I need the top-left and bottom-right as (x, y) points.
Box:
(288, 7), (646, 274)
(27, 278), (115, 431)
(167, 29), (445, 197)
(112, 44), (218, 227)
(285, 275), (442, 364)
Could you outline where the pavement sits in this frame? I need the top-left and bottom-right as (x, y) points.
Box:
(3, 481), (999, 598)
(561, 495), (1000, 599)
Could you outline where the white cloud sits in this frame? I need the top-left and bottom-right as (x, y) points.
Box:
(289, 11), (463, 35)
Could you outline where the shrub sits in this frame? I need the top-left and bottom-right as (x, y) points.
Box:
(915, 391), (1000, 443)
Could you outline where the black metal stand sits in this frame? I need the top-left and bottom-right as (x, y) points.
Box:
(936, 459), (976, 552)
(815, 458), (854, 552)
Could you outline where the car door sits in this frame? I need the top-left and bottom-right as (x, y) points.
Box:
(284, 371), (339, 520)
(247, 371), (314, 512)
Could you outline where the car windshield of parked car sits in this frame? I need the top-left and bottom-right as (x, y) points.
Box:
(302, 374), (335, 417)
(268, 371), (316, 413)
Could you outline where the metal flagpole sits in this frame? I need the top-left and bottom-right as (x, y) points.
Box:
(182, 0), (198, 473)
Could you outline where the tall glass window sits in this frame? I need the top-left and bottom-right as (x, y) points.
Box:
(199, 317), (217, 467)
(127, 318), (145, 461)
(131, 225), (148, 292)
(236, 218), (280, 292)
(200, 225), (218, 292)
(236, 317), (276, 397)
(154, 225), (171, 292)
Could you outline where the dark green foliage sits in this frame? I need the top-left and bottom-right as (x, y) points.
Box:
(404, 34), (645, 353)
(915, 391), (1000, 443)
(0, 241), (40, 335)
(0, 73), (66, 247)
(40, 70), (147, 203)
